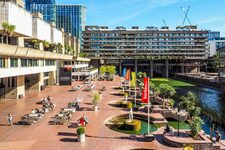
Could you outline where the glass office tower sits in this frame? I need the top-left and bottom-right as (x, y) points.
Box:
(56, 5), (86, 39)
(25, 0), (56, 22)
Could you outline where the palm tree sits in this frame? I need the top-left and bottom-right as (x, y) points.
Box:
(32, 39), (40, 49)
(56, 43), (63, 53)
(2, 22), (16, 44)
(190, 116), (204, 138)
(43, 40), (50, 50)
(179, 92), (199, 120)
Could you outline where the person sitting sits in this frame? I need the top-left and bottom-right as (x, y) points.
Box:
(47, 96), (52, 100)
(216, 130), (221, 142)
(164, 124), (172, 133)
(102, 86), (106, 91)
(31, 109), (36, 114)
(82, 114), (88, 124)
(77, 117), (86, 127)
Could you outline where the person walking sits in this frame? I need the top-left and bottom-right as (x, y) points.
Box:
(7, 114), (13, 126)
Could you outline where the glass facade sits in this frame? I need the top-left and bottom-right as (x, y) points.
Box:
(25, 0), (56, 22)
(56, 5), (86, 39)
(208, 31), (220, 40)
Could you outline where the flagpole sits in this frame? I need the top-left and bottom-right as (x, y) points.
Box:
(148, 77), (150, 134)
(135, 73), (137, 107)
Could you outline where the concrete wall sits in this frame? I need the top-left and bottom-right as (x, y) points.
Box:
(0, 2), (32, 37)
(51, 28), (63, 44)
(32, 18), (51, 42)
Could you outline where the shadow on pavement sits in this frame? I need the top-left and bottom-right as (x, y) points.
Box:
(58, 132), (77, 136)
(86, 134), (146, 142)
(60, 138), (77, 142)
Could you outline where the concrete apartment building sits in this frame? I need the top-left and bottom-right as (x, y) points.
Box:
(0, 1), (91, 99)
(82, 26), (208, 77)
(218, 47), (225, 82)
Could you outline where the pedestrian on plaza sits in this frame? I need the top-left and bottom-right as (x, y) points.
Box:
(7, 114), (13, 126)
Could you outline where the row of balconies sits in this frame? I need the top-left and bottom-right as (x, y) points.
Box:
(83, 35), (208, 39)
(84, 54), (207, 60)
(0, 2), (77, 56)
(82, 48), (207, 51)
(82, 39), (207, 43)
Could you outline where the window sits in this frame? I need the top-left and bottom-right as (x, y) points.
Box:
(0, 58), (5, 68)
(10, 58), (18, 67)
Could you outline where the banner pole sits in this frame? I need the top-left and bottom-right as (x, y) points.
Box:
(135, 74), (137, 107)
(148, 77), (150, 134)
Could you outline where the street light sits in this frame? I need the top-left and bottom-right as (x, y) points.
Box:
(177, 106), (180, 136)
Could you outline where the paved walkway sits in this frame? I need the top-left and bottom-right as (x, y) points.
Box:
(0, 76), (181, 150)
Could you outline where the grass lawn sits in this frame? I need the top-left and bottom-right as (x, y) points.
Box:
(168, 121), (191, 130)
(151, 78), (195, 88)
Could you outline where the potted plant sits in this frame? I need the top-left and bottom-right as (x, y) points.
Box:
(77, 127), (85, 142)
(92, 92), (100, 111)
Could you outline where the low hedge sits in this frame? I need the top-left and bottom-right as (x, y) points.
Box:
(123, 119), (141, 131)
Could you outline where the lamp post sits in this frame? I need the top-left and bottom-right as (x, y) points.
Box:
(177, 106), (180, 136)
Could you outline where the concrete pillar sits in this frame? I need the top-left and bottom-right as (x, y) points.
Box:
(181, 66), (185, 74)
(78, 75), (80, 81)
(39, 42), (44, 50)
(150, 60), (153, 78)
(98, 59), (100, 74)
(48, 71), (56, 86)
(17, 37), (24, 47)
(16, 75), (25, 99)
(135, 59), (137, 74)
(165, 60), (169, 78)
(119, 60), (122, 76)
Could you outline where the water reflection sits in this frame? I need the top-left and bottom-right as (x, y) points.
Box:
(176, 86), (225, 139)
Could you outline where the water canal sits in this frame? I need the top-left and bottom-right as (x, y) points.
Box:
(152, 78), (225, 139)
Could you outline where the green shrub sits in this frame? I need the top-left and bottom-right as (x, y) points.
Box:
(123, 119), (141, 131)
(127, 102), (132, 109)
(169, 99), (175, 107)
(76, 127), (85, 135)
(115, 101), (127, 108)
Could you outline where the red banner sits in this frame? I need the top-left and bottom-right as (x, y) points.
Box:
(142, 78), (149, 103)
(125, 69), (130, 81)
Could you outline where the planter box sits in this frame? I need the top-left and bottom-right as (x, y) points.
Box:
(78, 134), (85, 142)
(93, 105), (98, 111)
(144, 134), (155, 142)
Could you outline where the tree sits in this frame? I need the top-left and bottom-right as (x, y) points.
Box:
(157, 84), (176, 108)
(32, 39), (40, 49)
(190, 116), (204, 138)
(80, 52), (87, 57)
(107, 65), (116, 74)
(179, 92), (200, 119)
(57, 43), (63, 53)
(92, 91), (100, 106)
(65, 44), (73, 54)
(43, 40), (50, 49)
(100, 66), (106, 74)
(2, 22), (16, 44)
(137, 72), (147, 79)
(158, 84), (176, 99)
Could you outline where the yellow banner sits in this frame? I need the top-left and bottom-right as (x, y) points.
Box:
(131, 72), (136, 87)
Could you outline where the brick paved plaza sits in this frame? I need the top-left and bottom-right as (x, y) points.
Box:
(0, 76), (182, 150)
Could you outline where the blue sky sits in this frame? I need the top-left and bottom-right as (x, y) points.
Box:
(56, 0), (225, 36)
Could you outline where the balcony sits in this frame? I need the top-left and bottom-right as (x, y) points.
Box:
(0, 44), (73, 60)
(0, 65), (56, 78)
